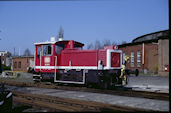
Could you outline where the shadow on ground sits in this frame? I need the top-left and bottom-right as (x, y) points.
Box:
(12, 105), (32, 112)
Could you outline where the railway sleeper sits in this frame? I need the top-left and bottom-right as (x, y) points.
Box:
(2, 80), (168, 101)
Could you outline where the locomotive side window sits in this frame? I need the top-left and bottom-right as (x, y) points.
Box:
(55, 44), (64, 54)
(43, 44), (52, 56)
(37, 46), (41, 58)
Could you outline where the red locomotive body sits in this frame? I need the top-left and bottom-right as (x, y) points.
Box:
(33, 38), (123, 88)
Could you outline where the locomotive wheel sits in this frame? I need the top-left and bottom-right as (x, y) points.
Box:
(103, 82), (108, 89)
(100, 77), (108, 89)
(102, 77), (112, 89)
(108, 76), (115, 89)
(125, 78), (128, 85)
(99, 73), (114, 89)
(111, 73), (120, 88)
(135, 69), (139, 76)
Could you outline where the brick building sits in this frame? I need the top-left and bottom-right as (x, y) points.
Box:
(12, 56), (34, 72)
(118, 30), (169, 76)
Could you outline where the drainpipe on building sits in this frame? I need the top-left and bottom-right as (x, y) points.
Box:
(142, 43), (144, 74)
(40, 50), (42, 71)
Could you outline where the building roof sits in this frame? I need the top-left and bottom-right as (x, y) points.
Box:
(12, 56), (34, 59)
(118, 30), (169, 48)
(0, 51), (7, 53)
(132, 30), (169, 43)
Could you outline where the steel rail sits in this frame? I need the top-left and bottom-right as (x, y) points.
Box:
(12, 91), (154, 112)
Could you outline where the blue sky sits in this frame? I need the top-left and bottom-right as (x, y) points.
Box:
(0, 0), (168, 55)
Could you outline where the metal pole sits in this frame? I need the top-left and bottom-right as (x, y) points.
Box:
(40, 49), (41, 71)
(54, 56), (57, 82)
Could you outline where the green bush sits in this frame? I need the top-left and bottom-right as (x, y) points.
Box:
(17, 73), (21, 77)
(2, 64), (11, 70)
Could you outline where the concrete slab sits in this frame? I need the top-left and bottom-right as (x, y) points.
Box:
(125, 75), (169, 93)
(125, 85), (169, 93)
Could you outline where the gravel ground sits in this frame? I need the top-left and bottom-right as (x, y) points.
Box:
(1, 72), (169, 111)
(0, 73), (33, 83)
(125, 74), (169, 93)
(127, 75), (169, 86)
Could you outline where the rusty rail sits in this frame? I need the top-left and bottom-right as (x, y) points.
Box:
(12, 91), (153, 112)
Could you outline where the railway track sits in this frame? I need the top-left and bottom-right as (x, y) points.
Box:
(12, 91), (154, 112)
(0, 80), (169, 101)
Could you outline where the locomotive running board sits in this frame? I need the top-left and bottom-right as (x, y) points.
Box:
(54, 56), (85, 84)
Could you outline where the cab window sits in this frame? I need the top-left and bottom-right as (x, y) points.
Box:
(43, 44), (52, 56)
(37, 46), (41, 58)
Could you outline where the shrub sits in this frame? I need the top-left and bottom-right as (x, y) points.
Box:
(2, 64), (11, 71)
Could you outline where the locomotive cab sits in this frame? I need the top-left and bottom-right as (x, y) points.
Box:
(34, 38), (84, 81)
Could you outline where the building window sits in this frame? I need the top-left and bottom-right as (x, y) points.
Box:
(18, 61), (21, 68)
(14, 62), (17, 68)
(137, 51), (141, 67)
(131, 52), (134, 67)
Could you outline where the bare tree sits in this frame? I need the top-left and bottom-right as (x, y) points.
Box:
(13, 47), (16, 56)
(87, 43), (94, 50)
(23, 48), (31, 56)
(87, 39), (120, 50)
(87, 39), (116, 50)
(112, 41), (118, 45)
(103, 39), (111, 46)
(121, 41), (127, 44)
(94, 40), (103, 50)
(6, 52), (12, 57)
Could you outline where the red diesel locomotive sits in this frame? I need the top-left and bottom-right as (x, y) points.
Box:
(33, 37), (124, 88)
